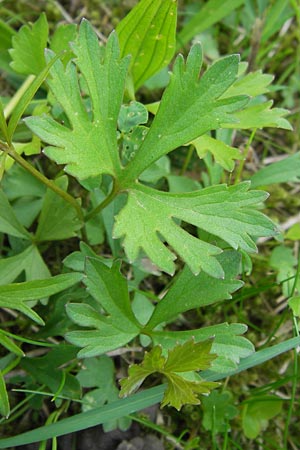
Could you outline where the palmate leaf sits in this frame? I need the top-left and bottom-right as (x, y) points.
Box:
(151, 323), (254, 372)
(65, 259), (141, 357)
(147, 251), (243, 328)
(122, 45), (249, 181)
(25, 20), (129, 180)
(113, 182), (277, 276)
(120, 340), (219, 410)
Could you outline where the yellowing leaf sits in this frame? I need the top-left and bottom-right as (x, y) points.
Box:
(120, 340), (218, 410)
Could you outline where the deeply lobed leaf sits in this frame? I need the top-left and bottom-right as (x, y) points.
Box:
(113, 182), (277, 276)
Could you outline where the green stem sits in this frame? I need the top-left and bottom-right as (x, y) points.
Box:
(1, 142), (85, 226)
(85, 179), (119, 221)
(180, 144), (194, 175)
(3, 75), (35, 120)
(234, 129), (256, 184)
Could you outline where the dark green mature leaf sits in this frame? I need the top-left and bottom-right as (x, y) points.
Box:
(25, 21), (129, 180)
(113, 182), (277, 276)
(21, 345), (81, 400)
(0, 189), (31, 239)
(202, 390), (238, 432)
(0, 273), (82, 325)
(116, 0), (177, 90)
(250, 152), (300, 188)
(66, 259), (140, 357)
(147, 251), (242, 328)
(122, 45), (248, 181)
(9, 13), (48, 75)
(35, 176), (82, 241)
(120, 340), (218, 410)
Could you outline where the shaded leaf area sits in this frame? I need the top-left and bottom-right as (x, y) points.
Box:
(114, 182), (277, 276)
(25, 20), (129, 180)
(117, 0), (177, 90)
(151, 323), (254, 372)
(147, 251), (243, 328)
(77, 356), (131, 431)
(202, 390), (238, 432)
(65, 259), (141, 357)
(120, 340), (219, 410)
(21, 345), (81, 400)
(0, 273), (82, 325)
(242, 396), (283, 439)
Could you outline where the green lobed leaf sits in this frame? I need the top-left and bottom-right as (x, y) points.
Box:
(25, 21), (129, 180)
(225, 100), (292, 130)
(192, 134), (243, 172)
(0, 245), (50, 285)
(116, 0), (177, 90)
(35, 176), (82, 241)
(250, 152), (300, 188)
(147, 251), (243, 328)
(0, 273), (82, 325)
(151, 323), (254, 371)
(113, 182), (277, 276)
(202, 390), (238, 432)
(0, 189), (31, 239)
(121, 46), (249, 181)
(9, 13), (48, 75)
(120, 340), (218, 410)
(222, 67), (274, 98)
(65, 259), (141, 357)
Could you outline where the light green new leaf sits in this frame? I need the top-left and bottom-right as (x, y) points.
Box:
(114, 182), (277, 276)
(0, 245), (50, 285)
(250, 152), (300, 188)
(120, 340), (218, 410)
(9, 13), (48, 75)
(192, 134), (243, 171)
(223, 68), (274, 98)
(117, 0), (177, 90)
(122, 45), (248, 180)
(0, 370), (10, 418)
(147, 251), (243, 328)
(151, 323), (254, 371)
(0, 273), (82, 325)
(225, 101), (292, 130)
(177, 0), (244, 48)
(0, 189), (31, 239)
(36, 176), (82, 241)
(25, 21), (129, 180)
